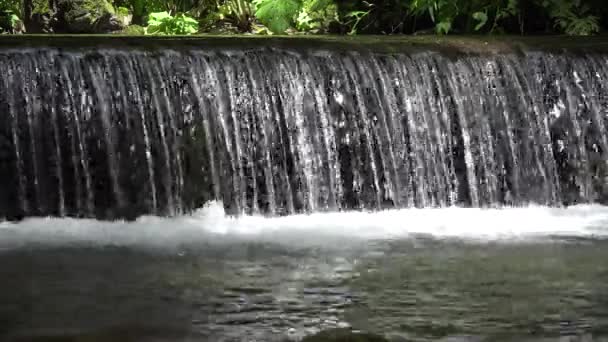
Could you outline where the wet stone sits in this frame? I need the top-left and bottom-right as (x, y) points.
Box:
(215, 313), (265, 325)
(300, 328), (390, 342)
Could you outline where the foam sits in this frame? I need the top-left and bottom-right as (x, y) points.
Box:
(1, 202), (608, 249)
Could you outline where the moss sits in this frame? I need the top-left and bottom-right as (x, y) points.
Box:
(0, 34), (607, 57)
(76, 0), (115, 17)
(32, 0), (51, 15)
(55, 0), (122, 33)
(116, 6), (129, 17)
(120, 24), (144, 35)
(2, 35), (608, 55)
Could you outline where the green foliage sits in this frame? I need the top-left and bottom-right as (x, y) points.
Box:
(17, 0), (607, 35)
(115, 0), (175, 14)
(472, 11), (487, 31)
(296, 0), (338, 33)
(540, 0), (600, 35)
(112, 0), (157, 22)
(122, 23), (145, 33)
(145, 11), (198, 34)
(410, 0), (459, 34)
(115, 5), (132, 26)
(407, 0), (600, 35)
(219, 0), (254, 31)
(253, 0), (301, 33)
(334, 0), (408, 34)
(463, 0), (519, 33)
(488, 0), (519, 33)
(0, 0), (20, 17)
(0, 11), (20, 33)
(0, 0), (22, 33)
(113, 0), (605, 36)
(116, 6), (130, 16)
(558, 15), (599, 35)
(30, 0), (50, 15)
(188, 0), (223, 18)
(197, 0), (255, 33)
(408, 0), (518, 34)
(114, 0), (205, 23)
(341, 9), (371, 35)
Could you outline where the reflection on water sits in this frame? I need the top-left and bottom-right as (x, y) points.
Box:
(350, 239), (608, 341)
(1, 205), (608, 341)
(1, 238), (608, 342)
(0, 245), (359, 341)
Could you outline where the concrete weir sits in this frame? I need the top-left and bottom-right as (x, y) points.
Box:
(1, 36), (607, 220)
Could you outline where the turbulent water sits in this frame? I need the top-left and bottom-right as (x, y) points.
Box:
(2, 202), (608, 249)
(1, 48), (607, 220)
(2, 44), (608, 342)
(2, 204), (608, 341)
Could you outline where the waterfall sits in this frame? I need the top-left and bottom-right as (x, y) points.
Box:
(0, 47), (607, 220)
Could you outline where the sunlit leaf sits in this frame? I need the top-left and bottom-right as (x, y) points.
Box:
(472, 11), (488, 31)
(435, 20), (451, 34)
(254, 0), (301, 33)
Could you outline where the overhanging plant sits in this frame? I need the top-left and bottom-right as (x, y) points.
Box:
(145, 11), (199, 34)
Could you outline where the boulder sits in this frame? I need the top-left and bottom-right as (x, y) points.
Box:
(24, 0), (124, 33)
(24, 0), (57, 33)
(58, 0), (123, 33)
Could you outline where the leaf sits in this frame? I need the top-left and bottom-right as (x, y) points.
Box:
(344, 10), (367, 19)
(564, 15), (599, 35)
(472, 11), (488, 31)
(252, 0), (265, 9)
(435, 20), (452, 34)
(149, 11), (172, 22)
(307, 0), (332, 12)
(145, 11), (198, 35)
(254, 0), (302, 33)
(9, 13), (19, 25)
(296, 10), (318, 31)
(507, 0), (519, 13)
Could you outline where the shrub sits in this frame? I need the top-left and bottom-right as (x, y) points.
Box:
(145, 11), (198, 34)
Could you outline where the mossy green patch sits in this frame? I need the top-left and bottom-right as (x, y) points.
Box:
(61, 0), (115, 18)
(120, 24), (144, 35)
(32, 0), (50, 15)
(58, 0), (122, 33)
(2, 35), (608, 55)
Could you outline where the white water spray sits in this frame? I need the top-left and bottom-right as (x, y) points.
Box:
(2, 203), (608, 249)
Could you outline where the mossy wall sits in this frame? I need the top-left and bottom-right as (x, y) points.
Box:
(1, 35), (608, 55)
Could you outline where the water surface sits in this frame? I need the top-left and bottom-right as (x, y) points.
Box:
(2, 204), (608, 341)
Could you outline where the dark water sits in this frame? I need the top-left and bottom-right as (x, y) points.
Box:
(2, 234), (608, 342)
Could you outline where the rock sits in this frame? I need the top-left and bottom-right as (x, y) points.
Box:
(24, 0), (124, 33)
(115, 7), (132, 27)
(300, 328), (389, 342)
(24, 0), (57, 33)
(58, 0), (123, 33)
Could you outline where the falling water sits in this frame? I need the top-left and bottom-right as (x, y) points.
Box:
(0, 48), (607, 220)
